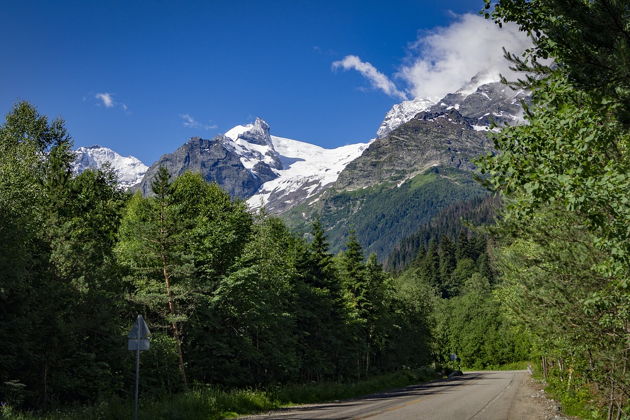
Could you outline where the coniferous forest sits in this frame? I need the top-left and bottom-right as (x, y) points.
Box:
(2, 1), (630, 419)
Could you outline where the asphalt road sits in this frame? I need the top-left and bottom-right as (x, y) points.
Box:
(241, 370), (534, 420)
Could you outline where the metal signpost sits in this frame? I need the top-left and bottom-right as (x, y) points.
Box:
(128, 315), (151, 420)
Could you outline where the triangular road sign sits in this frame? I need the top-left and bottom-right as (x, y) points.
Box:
(128, 315), (151, 339)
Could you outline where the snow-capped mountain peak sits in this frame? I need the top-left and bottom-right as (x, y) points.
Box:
(221, 119), (371, 213)
(223, 117), (282, 174)
(225, 117), (272, 146)
(376, 97), (437, 138)
(72, 145), (148, 189)
(454, 70), (500, 96)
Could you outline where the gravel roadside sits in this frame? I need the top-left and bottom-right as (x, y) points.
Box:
(508, 372), (578, 419)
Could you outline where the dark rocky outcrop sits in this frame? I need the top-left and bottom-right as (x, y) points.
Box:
(137, 136), (265, 199)
(430, 81), (529, 127)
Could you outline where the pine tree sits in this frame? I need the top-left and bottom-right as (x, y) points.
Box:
(293, 220), (351, 381)
(116, 166), (189, 389)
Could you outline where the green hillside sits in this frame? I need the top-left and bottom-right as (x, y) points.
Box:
(282, 166), (487, 259)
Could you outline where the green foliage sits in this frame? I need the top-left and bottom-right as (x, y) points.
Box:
(494, 210), (628, 415)
(543, 374), (605, 420)
(480, 1), (630, 414)
(293, 220), (351, 381)
(207, 216), (299, 385)
(484, 0), (630, 125)
(396, 227), (532, 370)
(0, 102), (132, 409)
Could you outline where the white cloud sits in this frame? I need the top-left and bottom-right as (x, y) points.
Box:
(180, 114), (217, 130)
(95, 92), (114, 108)
(94, 92), (129, 112)
(332, 55), (408, 100)
(397, 14), (532, 100)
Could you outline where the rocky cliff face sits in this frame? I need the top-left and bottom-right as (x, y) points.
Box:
(334, 109), (492, 192)
(137, 118), (286, 198)
(429, 81), (527, 127)
(137, 136), (267, 198)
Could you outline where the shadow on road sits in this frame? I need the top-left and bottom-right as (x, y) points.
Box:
(243, 372), (499, 419)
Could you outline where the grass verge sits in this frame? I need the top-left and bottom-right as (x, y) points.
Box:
(1, 367), (438, 420)
(528, 364), (605, 420)
(541, 376), (605, 420)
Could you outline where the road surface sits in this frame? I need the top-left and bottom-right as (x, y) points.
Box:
(241, 370), (546, 420)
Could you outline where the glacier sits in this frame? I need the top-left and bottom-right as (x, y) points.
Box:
(72, 145), (148, 189)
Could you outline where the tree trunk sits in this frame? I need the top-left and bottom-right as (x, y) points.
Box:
(43, 360), (48, 407)
(162, 253), (188, 389)
(157, 194), (188, 390)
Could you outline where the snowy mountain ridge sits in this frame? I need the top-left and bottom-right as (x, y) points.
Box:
(72, 145), (148, 189)
(72, 73), (527, 213)
(247, 136), (371, 213)
(71, 119), (368, 212)
(222, 117), (370, 212)
(376, 97), (436, 138)
(375, 71), (523, 138)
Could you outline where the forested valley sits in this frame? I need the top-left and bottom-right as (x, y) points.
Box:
(0, 102), (529, 418)
(2, 0), (630, 419)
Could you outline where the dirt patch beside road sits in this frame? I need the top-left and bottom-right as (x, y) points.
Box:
(508, 373), (578, 419)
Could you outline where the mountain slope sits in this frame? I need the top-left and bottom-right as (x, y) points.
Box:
(335, 108), (492, 192)
(283, 167), (488, 258)
(280, 77), (525, 259)
(72, 145), (148, 189)
(280, 109), (493, 258)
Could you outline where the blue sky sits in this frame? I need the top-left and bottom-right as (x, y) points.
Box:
(0, 0), (527, 164)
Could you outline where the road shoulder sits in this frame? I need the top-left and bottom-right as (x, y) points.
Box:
(508, 372), (577, 419)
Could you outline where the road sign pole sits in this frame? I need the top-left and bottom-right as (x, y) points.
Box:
(134, 324), (140, 420)
(128, 314), (150, 420)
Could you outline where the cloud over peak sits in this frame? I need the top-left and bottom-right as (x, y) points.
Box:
(332, 14), (532, 102)
(398, 14), (531, 100)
